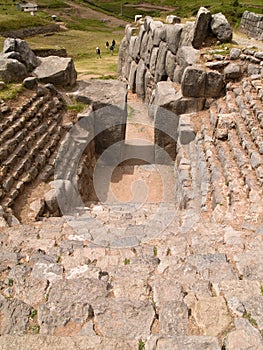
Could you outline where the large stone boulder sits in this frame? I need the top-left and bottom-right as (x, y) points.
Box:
(3, 38), (39, 72)
(118, 36), (129, 78)
(181, 66), (206, 97)
(135, 59), (147, 100)
(71, 80), (127, 159)
(33, 56), (77, 87)
(211, 13), (233, 43)
(0, 58), (27, 83)
(151, 82), (180, 163)
(192, 7), (212, 49)
(154, 41), (168, 83)
(166, 24), (183, 55)
(182, 66), (225, 98)
(174, 46), (200, 83)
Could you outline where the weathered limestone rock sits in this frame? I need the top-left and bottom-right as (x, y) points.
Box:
(136, 59), (147, 100)
(173, 92), (205, 115)
(166, 15), (181, 24)
(181, 66), (206, 97)
(150, 21), (165, 46)
(153, 82), (179, 163)
(94, 299), (155, 339)
(38, 278), (108, 335)
(223, 318), (263, 350)
(178, 114), (196, 145)
(0, 58), (27, 83)
(23, 76), (38, 90)
(165, 24), (183, 55)
(150, 47), (159, 75)
(33, 56), (77, 87)
(152, 24), (166, 47)
(180, 21), (195, 46)
(3, 37), (39, 72)
(193, 297), (232, 336)
(147, 335), (220, 350)
(182, 66), (225, 98)
(192, 7), (212, 49)
(174, 46), (200, 83)
(165, 50), (177, 81)
(144, 35), (153, 67)
(133, 25), (146, 63)
(230, 48), (241, 60)
(128, 36), (137, 61)
(117, 36), (129, 78)
(144, 69), (155, 104)
(144, 16), (154, 33)
(128, 60), (137, 93)
(159, 301), (188, 336)
(1, 299), (32, 335)
(0, 336), (138, 350)
(215, 113), (236, 140)
(154, 41), (168, 83)
(211, 13), (233, 43)
(72, 79), (127, 159)
(224, 63), (242, 80)
(206, 70), (225, 97)
(125, 24), (137, 42)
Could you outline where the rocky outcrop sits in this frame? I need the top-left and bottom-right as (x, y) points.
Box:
(0, 38), (77, 87)
(33, 56), (77, 87)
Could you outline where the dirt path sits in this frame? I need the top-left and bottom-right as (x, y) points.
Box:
(107, 92), (176, 204)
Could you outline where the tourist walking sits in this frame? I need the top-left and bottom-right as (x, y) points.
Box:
(109, 45), (114, 55)
(96, 47), (101, 58)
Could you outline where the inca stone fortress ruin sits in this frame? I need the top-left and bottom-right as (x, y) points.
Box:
(0, 6), (263, 350)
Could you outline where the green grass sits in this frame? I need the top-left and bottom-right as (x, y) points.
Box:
(79, 0), (263, 25)
(0, 84), (24, 101)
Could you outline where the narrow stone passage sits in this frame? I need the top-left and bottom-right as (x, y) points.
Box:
(94, 92), (176, 205)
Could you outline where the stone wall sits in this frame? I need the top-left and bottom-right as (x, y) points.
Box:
(118, 7), (231, 163)
(0, 24), (61, 39)
(0, 83), (66, 215)
(239, 11), (263, 41)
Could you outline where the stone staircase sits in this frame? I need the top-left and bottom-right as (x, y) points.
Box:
(0, 85), (66, 217)
(176, 75), (263, 234)
(0, 68), (263, 350)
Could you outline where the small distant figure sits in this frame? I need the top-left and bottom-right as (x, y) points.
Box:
(109, 45), (114, 55)
(111, 39), (116, 48)
(105, 41), (109, 50)
(96, 47), (101, 58)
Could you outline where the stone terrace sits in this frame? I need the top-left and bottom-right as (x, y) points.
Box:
(0, 75), (263, 349)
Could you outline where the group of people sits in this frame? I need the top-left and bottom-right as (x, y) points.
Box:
(96, 39), (116, 58)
